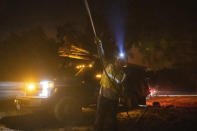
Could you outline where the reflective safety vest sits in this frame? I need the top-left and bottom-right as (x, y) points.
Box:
(100, 64), (126, 100)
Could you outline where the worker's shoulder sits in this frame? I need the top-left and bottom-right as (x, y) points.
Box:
(106, 63), (113, 68)
(104, 63), (115, 72)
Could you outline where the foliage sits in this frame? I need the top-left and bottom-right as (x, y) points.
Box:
(56, 19), (119, 61)
(0, 27), (60, 81)
(130, 33), (197, 71)
(56, 22), (96, 56)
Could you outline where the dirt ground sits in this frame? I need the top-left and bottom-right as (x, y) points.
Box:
(147, 96), (197, 107)
(0, 96), (197, 131)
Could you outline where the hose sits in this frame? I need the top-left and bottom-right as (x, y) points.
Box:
(84, 0), (115, 85)
(84, 0), (97, 38)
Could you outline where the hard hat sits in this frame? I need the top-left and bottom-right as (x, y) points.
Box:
(118, 52), (125, 59)
(115, 52), (127, 67)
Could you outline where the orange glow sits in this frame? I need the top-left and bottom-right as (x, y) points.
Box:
(96, 74), (102, 79)
(88, 64), (93, 68)
(26, 83), (36, 92)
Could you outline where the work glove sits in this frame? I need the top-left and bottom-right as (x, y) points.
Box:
(94, 37), (102, 46)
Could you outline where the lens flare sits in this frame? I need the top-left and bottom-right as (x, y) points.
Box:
(107, 1), (127, 57)
(96, 74), (102, 79)
(119, 52), (125, 58)
(39, 81), (50, 97)
(27, 83), (36, 92)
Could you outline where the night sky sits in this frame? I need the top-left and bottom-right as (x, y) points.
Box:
(0, 0), (196, 39)
(0, 0), (197, 80)
(0, 0), (86, 38)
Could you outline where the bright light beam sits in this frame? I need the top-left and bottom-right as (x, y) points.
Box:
(119, 52), (125, 58)
(107, 1), (126, 58)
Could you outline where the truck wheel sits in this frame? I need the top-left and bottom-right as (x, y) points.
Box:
(128, 94), (139, 109)
(138, 96), (146, 105)
(54, 97), (81, 122)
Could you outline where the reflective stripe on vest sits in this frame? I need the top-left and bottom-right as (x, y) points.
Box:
(100, 64), (125, 89)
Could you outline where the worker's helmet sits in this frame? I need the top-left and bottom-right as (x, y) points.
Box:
(115, 52), (127, 67)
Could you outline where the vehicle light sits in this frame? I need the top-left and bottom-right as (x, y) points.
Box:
(76, 64), (86, 69)
(76, 64), (93, 69)
(49, 82), (54, 88)
(96, 74), (102, 79)
(76, 65), (80, 69)
(40, 81), (49, 89)
(14, 99), (18, 103)
(150, 88), (157, 96)
(148, 88), (151, 94)
(88, 64), (93, 68)
(27, 83), (36, 91)
(39, 81), (51, 97)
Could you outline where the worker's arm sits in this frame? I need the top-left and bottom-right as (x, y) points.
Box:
(94, 37), (107, 66)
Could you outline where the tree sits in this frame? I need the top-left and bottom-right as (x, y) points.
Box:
(129, 32), (197, 71)
(56, 20), (118, 61)
(0, 27), (60, 81)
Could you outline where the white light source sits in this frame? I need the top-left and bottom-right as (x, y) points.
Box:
(119, 52), (125, 58)
(40, 81), (49, 89)
(39, 81), (50, 97)
(27, 83), (36, 91)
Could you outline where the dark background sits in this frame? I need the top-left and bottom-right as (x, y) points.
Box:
(0, 0), (196, 38)
(0, 0), (196, 85)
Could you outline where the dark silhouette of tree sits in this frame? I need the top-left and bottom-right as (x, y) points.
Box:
(0, 27), (60, 81)
(56, 20), (118, 61)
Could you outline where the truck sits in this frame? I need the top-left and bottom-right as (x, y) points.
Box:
(14, 44), (150, 121)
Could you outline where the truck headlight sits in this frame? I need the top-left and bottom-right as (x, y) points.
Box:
(27, 83), (36, 92)
(96, 74), (102, 79)
(40, 81), (49, 89)
(39, 81), (54, 97)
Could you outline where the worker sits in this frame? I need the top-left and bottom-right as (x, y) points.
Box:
(94, 37), (126, 131)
